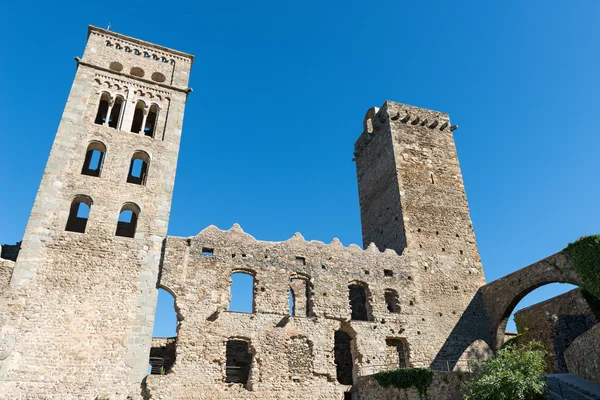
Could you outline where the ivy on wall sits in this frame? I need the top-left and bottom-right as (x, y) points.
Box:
(372, 368), (433, 399)
(564, 235), (600, 315)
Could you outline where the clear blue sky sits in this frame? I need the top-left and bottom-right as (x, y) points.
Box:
(1, 0), (599, 336)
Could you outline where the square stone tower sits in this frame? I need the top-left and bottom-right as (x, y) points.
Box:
(355, 101), (480, 261)
(1, 26), (193, 398)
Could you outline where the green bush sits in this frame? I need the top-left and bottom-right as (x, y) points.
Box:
(462, 341), (546, 400)
(373, 367), (434, 399)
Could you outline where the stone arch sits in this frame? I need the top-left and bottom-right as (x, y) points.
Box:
(481, 251), (584, 351)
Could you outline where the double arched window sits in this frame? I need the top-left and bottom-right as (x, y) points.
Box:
(130, 101), (159, 138)
(94, 92), (124, 129)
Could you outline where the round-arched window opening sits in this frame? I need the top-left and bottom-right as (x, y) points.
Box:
(151, 72), (166, 83)
(109, 62), (124, 72)
(130, 67), (145, 78)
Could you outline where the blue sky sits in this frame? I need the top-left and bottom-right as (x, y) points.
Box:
(2, 0), (599, 336)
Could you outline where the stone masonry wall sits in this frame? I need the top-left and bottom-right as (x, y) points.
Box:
(145, 219), (486, 399)
(564, 323), (600, 383)
(357, 372), (471, 400)
(513, 289), (596, 373)
(0, 26), (193, 400)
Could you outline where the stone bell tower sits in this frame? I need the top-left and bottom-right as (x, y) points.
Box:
(1, 26), (193, 398)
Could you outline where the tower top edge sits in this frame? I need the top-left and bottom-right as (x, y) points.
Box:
(88, 25), (195, 63)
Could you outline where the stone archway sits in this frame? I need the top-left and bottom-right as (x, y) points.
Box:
(480, 251), (583, 351)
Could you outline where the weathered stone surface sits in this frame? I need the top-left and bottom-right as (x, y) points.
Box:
(0, 25), (193, 399)
(565, 323), (600, 383)
(1, 24), (596, 400)
(513, 289), (596, 373)
(356, 372), (471, 400)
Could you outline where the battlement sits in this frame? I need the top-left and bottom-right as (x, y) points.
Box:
(355, 101), (452, 157)
(172, 223), (403, 257)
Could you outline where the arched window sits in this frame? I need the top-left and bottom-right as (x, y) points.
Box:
(131, 101), (145, 133)
(108, 95), (124, 129)
(385, 338), (409, 368)
(385, 289), (400, 313)
(229, 271), (255, 313)
(115, 203), (140, 238)
(289, 277), (312, 317)
(127, 151), (150, 185)
(348, 282), (373, 321)
(65, 195), (92, 233)
(94, 92), (110, 125)
(81, 141), (106, 177)
(144, 104), (159, 138)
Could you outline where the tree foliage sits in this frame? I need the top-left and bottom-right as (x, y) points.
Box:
(462, 341), (546, 400)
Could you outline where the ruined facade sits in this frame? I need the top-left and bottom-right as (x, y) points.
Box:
(0, 26), (597, 400)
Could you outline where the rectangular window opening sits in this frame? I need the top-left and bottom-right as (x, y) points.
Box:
(202, 247), (214, 256)
(295, 256), (306, 265)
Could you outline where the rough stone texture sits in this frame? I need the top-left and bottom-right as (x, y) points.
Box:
(513, 289), (596, 373)
(0, 26), (193, 399)
(479, 252), (583, 351)
(0, 261), (14, 294)
(565, 323), (600, 383)
(1, 25), (596, 400)
(357, 372), (471, 400)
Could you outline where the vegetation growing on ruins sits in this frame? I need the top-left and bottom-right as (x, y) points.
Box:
(372, 367), (433, 399)
(462, 341), (546, 400)
(565, 235), (600, 315)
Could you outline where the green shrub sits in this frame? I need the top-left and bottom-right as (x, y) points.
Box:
(462, 341), (546, 400)
(373, 367), (433, 399)
(564, 235), (600, 300)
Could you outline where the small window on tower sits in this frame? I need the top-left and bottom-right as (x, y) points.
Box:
(65, 195), (93, 233)
(81, 141), (106, 177)
(94, 92), (110, 125)
(131, 101), (145, 133)
(126, 151), (150, 185)
(144, 104), (159, 138)
(108, 95), (124, 129)
(115, 203), (140, 238)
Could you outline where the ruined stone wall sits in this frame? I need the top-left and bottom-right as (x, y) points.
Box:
(565, 323), (600, 383)
(356, 372), (471, 400)
(0, 26), (193, 400)
(145, 219), (486, 399)
(513, 288), (596, 373)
